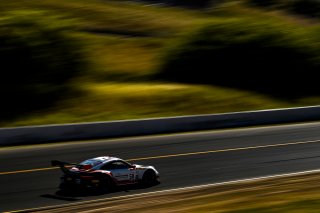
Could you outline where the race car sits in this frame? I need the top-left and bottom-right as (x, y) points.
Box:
(51, 156), (159, 191)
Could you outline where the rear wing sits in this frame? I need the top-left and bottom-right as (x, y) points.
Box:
(51, 160), (75, 174)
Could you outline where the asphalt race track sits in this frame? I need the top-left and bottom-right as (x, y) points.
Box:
(2, 122), (320, 212)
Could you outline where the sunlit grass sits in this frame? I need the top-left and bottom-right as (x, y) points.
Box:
(79, 33), (164, 80)
(3, 82), (317, 127)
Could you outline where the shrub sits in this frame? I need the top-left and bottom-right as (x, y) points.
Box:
(287, 0), (320, 18)
(248, 0), (320, 18)
(134, 0), (214, 8)
(158, 17), (320, 98)
(0, 11), (86, 119)
(172, 0), (214, 8)
(247, 0), (278, 7)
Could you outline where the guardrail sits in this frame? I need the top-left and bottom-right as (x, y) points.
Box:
(1, 105), (320, 146)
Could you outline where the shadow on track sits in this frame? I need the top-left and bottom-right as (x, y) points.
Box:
(40, 181), (160, 201)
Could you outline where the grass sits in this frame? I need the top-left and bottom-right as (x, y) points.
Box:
(0, 0), (207, 80)
(36, 172), (320, 212)
(2, 0), (320, 127)
(0, 82), (296, 127)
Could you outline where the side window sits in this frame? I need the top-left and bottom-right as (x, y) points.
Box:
(101, 161), (130, 170)
(113, 161), (130, 169)
(100, 163), (113, 170)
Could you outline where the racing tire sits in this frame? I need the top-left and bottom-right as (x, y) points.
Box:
(141, 170), (156, 187)
(59, 183), (67, 190)
(99, 176), (115, 192)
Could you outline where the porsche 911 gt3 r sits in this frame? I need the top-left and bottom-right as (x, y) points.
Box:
(51, 156), (159, 191)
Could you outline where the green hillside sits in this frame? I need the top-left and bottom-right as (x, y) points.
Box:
(1, 0), (320, 127)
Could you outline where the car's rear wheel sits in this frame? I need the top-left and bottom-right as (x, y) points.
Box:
(99, 176), (114, 192)
(141, 170), (156, 186)
(59, 182), (68, 190)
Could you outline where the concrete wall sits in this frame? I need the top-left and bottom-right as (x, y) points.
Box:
(1, 106), (320, 146)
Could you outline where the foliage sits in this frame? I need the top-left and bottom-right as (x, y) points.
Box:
(247, 0), (278, 7)
(0, 11), (86, 119)
(158, 16), (320, 98)
(287, 0), (320, 18)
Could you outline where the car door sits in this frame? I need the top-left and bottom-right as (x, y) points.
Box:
(103, 161), (135, 184)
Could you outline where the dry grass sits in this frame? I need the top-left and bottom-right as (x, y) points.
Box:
(36, 172), (320, 213)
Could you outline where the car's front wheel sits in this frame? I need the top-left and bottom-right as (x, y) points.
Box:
(141, 170), (156, 186)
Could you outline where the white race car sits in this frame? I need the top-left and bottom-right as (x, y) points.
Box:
(51, 156), (159, 191)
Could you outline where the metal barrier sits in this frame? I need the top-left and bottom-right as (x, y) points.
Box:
(1, 106), (320, 146)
